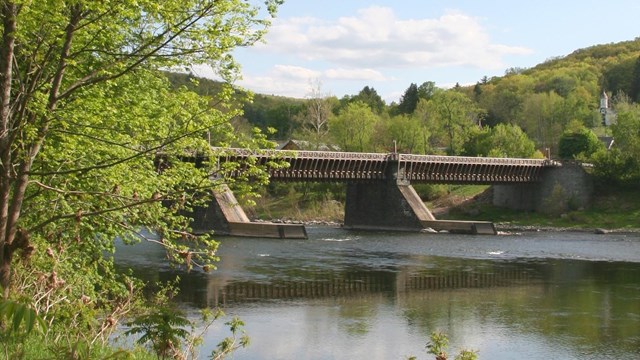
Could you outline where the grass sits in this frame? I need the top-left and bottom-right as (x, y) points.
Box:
(249, 183), (639, 231)
(1, 334), (156, 360)
(445, 186), (640, 231)
(248, 189), (344, 222)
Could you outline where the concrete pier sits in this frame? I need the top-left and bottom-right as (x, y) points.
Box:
(191, 184), (307, 239)
(343, 164), (497, 235)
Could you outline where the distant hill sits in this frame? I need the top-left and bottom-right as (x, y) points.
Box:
(164, 71), (305, 138)
(165, 38), (640, 146)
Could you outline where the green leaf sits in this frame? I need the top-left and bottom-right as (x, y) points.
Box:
(12, 303), (26, 333)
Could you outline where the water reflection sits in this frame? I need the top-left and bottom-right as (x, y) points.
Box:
(115, 228), (640, 359)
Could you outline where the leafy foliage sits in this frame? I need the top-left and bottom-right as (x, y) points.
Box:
(558, 124), (604, 159)
(124, 280), (250, 360)
(424, 331), (478, 360)
(426, 331), (449, 359)
(0, 0), (282, 354)
(467, 123), (540, 158)
(329, 101), (378, 151)
(0, 298), (47, 336)
(592, 102), (640, 184)
(339, 86), (386, 114)
(375, 114), (430, 154)
(125, 306), (191, 359)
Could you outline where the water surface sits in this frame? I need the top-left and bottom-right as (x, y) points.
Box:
(115, 227), (640, 359)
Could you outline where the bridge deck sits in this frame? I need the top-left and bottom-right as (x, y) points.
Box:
(213, 147), (558, 184)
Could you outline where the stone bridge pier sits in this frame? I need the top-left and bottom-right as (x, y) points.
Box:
(344, 158), (497, 234)
(344, 161), (434, 231)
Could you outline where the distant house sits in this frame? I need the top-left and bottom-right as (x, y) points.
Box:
(598, 136), (615, 150)
(600, 92), (617, 126)
(276, 140), (301, 150)
(276, 139), (340, 151)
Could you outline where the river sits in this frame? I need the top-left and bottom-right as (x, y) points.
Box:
(114, 227), (640, 359)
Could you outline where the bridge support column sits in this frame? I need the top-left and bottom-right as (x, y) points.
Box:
(344, 181), (436, 232)
(344, 164), (497, 234)
(190, 184), (307, 239)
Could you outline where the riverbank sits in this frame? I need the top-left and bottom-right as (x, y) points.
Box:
(256, 218), (640, 235)
(250, 185), (640, 234)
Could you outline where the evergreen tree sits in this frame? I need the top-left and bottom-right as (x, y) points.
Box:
(355, 86), (385, 113)
(397, 83), (420, 114)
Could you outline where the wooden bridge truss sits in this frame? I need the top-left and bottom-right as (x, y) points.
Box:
(213, 147), (558, 184)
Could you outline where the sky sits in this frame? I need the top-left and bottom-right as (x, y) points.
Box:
(194, 0), (640, 103)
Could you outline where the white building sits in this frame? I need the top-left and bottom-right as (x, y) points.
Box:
(599, 91), (617, 126)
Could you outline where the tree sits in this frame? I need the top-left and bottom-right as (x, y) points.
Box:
(428, 91), (483, 155)
(468, 124), (539, 158)
(329, 101), (378, 152)
(630, 55), (640, 102)
(374, 114), (430, 154)
(519, 91), (565, 152)
(592, 102), (640, 184)
(397, 83), (420, 114)
(0, 0), (281, 334)
(486, 74), (534, 124)
(296, 80), (334, 149)
(558, 123), (604, 159)
(354, 86), (385, 114)
(413, 98), (440, 154)
(417, 81), (437, 101)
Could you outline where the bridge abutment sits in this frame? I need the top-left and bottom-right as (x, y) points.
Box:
(190, 184), (307, 239)
(493, 162), (593, 213)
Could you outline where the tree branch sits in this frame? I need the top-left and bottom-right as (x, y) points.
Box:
(28, 114), (222, 177)
(57, 3), (215, 101)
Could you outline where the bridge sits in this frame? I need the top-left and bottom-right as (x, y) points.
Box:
(190, 148), (568, 239)
(216, 148), (554, 184)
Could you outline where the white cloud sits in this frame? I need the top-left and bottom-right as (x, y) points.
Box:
(237, 65), (390, 98)
(257, 6), (532, 70)
(271, 64), (321, 80)
(237, 65), (318, 98)
(324, 68), (387, 81)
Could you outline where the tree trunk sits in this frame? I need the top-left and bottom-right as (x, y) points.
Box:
(0, 1), (17, 299)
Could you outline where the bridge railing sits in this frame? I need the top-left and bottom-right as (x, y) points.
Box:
(397, 154), (556, 183)
(211, 147), (559, 184)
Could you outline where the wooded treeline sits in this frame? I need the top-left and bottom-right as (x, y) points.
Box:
(170, 38), (640, 186)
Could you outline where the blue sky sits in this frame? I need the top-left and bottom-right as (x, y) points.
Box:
(194, 1), (640, 103)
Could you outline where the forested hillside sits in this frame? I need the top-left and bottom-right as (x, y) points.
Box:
(169, 38), (640, 186)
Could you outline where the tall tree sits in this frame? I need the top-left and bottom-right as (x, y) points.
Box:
(428, 91), (483, 155)
(592, 102), (640, 184)
(417, 81), (437, 101)
(397, 83), (419, 114)
(558, 122), (604, 159)
(629, 55), (640, 102)
(329, 101), (378, 152)
(296, 80), (334, 149)
(485, 124), (539, 158)
(374, 114), (429, 154)
(0, 0), (281, 312)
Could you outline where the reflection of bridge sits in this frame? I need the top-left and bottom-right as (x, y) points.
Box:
(191, 148), (568, 238)
(203, 267), (539, 306)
